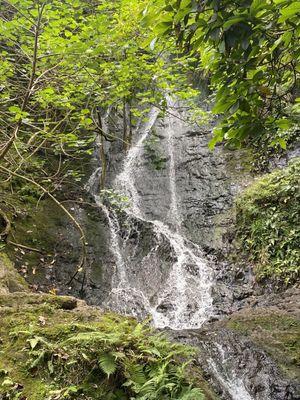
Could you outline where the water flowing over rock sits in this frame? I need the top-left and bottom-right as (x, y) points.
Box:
(173, 324), (299, 400)
(87, 102), (215, 330)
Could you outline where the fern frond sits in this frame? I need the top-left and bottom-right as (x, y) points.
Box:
(179, 387), (205, 400)
(99, 352), (117, 377)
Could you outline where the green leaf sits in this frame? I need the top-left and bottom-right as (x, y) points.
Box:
(280, 2), (300, 18)
(278, 137), (287, 149)
(223, 16), (246, 30)
(99, 353), (117, 377)
(28, 337), (40, 350)
(212, 99), (235, 114)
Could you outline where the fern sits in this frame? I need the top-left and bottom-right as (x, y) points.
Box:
(23, 313), (206, 398)
(179, 387), (205, 400)
(123, 362), (147, 388)
(99, 352), (117, 377)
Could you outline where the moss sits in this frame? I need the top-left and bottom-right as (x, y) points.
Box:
(226, 310), (300, 380)
(0, 290), (212, 400)
(234, 158), (300, 285)
(0, 252), (28, 294)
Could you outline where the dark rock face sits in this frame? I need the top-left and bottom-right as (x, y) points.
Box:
(172, 326), (299, 400)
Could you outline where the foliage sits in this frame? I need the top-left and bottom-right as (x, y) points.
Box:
(144, 0), (300, 150)
(144, 132), (168, 170)
(0, 0), (200, 167)
(100, 189), (130, 212)
(234, 158), (300, 284)
(0, 292), (205, 400)
(0, 0), (203, 272)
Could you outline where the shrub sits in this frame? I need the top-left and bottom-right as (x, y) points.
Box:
(235, 159), (300, 285)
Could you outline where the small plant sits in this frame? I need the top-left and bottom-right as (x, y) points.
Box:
(100, 189), (130, 212)
(144, 134), (168, 171)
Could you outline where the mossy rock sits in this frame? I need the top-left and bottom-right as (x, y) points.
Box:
(0, 293), (210, 399)
(0, 255), (210, 400)
(0, 252), (28, 294)
(226, 308), (300, 381)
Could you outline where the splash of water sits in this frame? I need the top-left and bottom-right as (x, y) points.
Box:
(206, 343), (254, 400)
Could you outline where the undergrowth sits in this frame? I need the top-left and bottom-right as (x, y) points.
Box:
(234, 158), (300, 285)
(0, 298), (205, 400)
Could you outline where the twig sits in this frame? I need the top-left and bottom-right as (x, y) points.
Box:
(7, 240), (44, 254)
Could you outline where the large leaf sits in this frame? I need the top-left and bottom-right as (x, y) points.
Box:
(223, 16), (247, 30)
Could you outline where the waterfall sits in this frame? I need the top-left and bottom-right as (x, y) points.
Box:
(96, 102), (214, 330)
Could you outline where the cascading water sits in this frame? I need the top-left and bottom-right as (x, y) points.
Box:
(206, 343), (253, 400)
(97, 100), (214, 330)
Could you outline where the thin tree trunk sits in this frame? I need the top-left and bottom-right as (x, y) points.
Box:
(127, 103), (133, 147)
(99, 133), (106, 190)
(123, 98), (128, 150)
(123, 99), (131, 151)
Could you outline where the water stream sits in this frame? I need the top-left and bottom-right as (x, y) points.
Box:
(205, 343), (253, 400)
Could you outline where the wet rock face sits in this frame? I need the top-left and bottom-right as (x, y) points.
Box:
(172, 325), (299, 400)
(101, 215), (177, 320)
(129, 115), (238, 253)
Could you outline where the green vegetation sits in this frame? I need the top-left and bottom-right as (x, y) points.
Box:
(0, 253), (207, 400)
(234, 159), (300, 284)
(144, 0), (300, 150)
(0, 0), (203, 270)
(0, 292), (207, 400)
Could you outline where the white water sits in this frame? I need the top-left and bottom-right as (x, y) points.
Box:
(115, 108), (160, 218)
(206, 343), (253, 400)
(107, 102), (213, 330)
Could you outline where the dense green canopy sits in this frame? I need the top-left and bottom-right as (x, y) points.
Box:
(144, 0), (300, 149)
